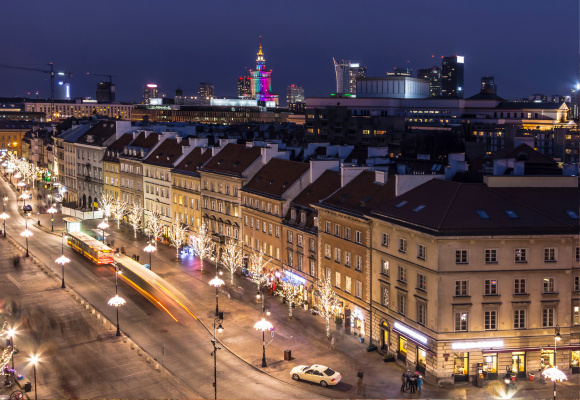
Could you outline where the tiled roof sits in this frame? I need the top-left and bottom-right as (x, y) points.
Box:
(103, 134), (133, 162)
(143, 138), (183, 167)
(320, 170), (397, 216)
(292, 170), (341, 210)
(243, 158), (309, 198)
(466, 92), (505, 101)
(372, 179), (578, 235)
(492, 144), (557, 165)
(201, 143), (262, 176)
(129, 131), (160, 149)
(76, 121), (116, 146)
(173, 147), (213, 175)
(0, 121), (36, 130)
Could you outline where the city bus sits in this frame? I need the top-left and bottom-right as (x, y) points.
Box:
(67, 231), (114, 264)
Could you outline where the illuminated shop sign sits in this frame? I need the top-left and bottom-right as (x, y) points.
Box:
(451, 340), (504, 350)
(394, 322), (427, 344)
(283, 270), (306, 285)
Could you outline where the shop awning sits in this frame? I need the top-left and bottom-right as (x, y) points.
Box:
(493, 345), (580, 354)
(393, 327), (436, 356)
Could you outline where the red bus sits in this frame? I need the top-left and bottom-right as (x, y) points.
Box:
(67, 231), (114, 264)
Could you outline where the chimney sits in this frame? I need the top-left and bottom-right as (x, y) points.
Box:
(309, 159), (340, 184)
(340, 164), (371, 187)
(374, 170), (387, 184)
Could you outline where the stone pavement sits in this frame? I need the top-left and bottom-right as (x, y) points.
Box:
(0, 236), (201, 399)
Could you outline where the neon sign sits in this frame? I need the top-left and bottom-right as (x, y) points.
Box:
(394, 322), (427, 344)
(451, 340), (504, 350)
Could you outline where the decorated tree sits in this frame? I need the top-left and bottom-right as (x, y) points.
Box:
(313, 276), (340, 338)
(112, 198), (127, 229)
(192, 222), (214, 274)
(248, 250), (270, 292)
(0, 322), (12, 372)
(280, 272), (304, 317)
(128, 202), (143, 239)
(99, 192), (115, 221)
(221, 239), (243, 286)
(169, 216), (188, 260)
(145, 208), (164, 248)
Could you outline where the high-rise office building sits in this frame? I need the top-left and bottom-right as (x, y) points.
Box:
(238, 74), (251, 98)
(96, 81), (115, 102)
(286, 85), (304, 105)
(417, 66), (442, 97)
(480, 76), (497, 95)
(143, 84), (158, 104)
(250, 38), (276, 103)
(198, 83), (215, 104)
(333, 59), (365, 94)
(55, 81), (71, 100)
(387, 67), (412, 76)
(441, 56), (465, 98)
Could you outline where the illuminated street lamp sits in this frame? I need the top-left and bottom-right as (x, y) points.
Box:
(7, 327), (16, 371)
(0, 212), (9, 238)
(541, 325), (566, 400)
(19, 192), (28, 207)
(254, 317), (274, 368)
(28, 355), (39, 399)
(20, 214), (32, 257)
(212, 316), (224, 400)
(17, 181), (26, 192)
(143, 242), (156, 271)
(97, 220), (109, 244)
(47, 205), (57, 232)
(108, 264), (125, 336)
(209, 275), (224, 316)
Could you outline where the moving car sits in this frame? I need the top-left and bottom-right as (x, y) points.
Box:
(290, 364), (341, 387)
(23, 205), (32, 212)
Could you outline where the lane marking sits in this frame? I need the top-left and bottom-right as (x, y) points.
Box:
(7, 274), (21, 289)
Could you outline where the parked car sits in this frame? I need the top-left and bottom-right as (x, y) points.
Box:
(290, 364), (341, 387)
(23, 205), (32, 212)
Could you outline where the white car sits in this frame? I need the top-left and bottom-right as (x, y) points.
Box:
(290, 364), (341, 387)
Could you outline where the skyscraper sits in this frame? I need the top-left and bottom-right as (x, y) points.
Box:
(480, 76), (497, 95)
(441, 56), (465, 98)
(238, 74), (251, 98)
(250, 38), (275, 103)
(96, 81), (115, 102)
(286, 85), (304, 105)
(143, 84), (158, 104)
(387, 67), (412, 76)
(417, 66), (442, 97)
(198, 83), (215, 104)
(333, 59), (366, 94)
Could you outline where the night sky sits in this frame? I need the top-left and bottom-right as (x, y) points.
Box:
(1, 0), (578, 104)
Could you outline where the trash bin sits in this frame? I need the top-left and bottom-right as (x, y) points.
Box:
(528, 373), (534, 381)
(359, 336), (365, 344)
(284, 350), (291, 361)
(136, 255), (140, 262)
(24, 381), (31, 392)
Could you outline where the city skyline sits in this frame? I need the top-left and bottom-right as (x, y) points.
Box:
(0, 0), (577, 104)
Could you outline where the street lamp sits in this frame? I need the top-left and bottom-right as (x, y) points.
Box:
(209, 275), (224, 316)
(541, 325), (566, 400)
(0, 212), (9, 238)
(254, 317), (274, 368)
(20, 214), (32, 257)
(28, 355), (39, 399)
(19, 192), (28, 207)
(144, 243), (156, 271)
(47, 205), (57, 232)
(212, 316), (224, 400)
(97, 220), (109, 244)
(7, 327), (16, 371)
(108, 265), (125, 336)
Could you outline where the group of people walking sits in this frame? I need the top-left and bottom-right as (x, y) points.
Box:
(401, 370), (423, 393)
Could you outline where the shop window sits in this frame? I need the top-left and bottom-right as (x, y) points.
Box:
(454, 353), (469, 379)
(399, 336), (407, 361)
(571, 350), (579, 371)
(454, 311), (468, 331)
(417, 348), (427, 373)
(483, 353), (498, 379)
(541, 349), (554, 370)
(381, 323), (389, 351)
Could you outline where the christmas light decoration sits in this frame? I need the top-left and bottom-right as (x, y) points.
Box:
(313, 276), (341, 338)
(192, 223), (214, 274)
(221, 239), (243, 286)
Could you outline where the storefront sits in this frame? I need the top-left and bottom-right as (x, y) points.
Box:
(453, 352), (469, 382)
(450, 340), (504, 383)
(392, 322), (433, 368)
(512, 352), (526, 378)
(399, 336), (408, 362)
(417, 348), (427, 374)
(540, 349), (554, 371)
(380, 321), (390, 352)
(482, 353), (498, 380)
(350, 308), (365, 337)
(571, 350), (579, 374)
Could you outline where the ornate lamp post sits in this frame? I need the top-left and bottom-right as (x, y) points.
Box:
(19, 192), (28, 207)
(97, 220), (109, 244)
(13, 172), (21, 190)
(212, 316), (224, 400)
(47, 205), (57, 232)
(28, 355), (39, 399)
(0, 212), (9, 238)
(254, 288), (274, 368)
(540, 325), (566, 400)
(20, 214), (32, 257)
(7, 327), (16, 371)
(144, 243), (156, 270)
(108, 265), (125, 336)
(209, 275), (224, 316)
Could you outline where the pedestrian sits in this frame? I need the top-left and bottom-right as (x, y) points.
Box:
(417, 375), (423, 393)
(410, 374), (417, 393)
(357, 368), (364, 381)
(400, 373), (406, 392)
(405, 370), (411, 389)
(356, 376), (362, 394)
(330, 335), (335, 350)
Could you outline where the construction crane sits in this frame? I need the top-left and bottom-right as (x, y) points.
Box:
(86, 72), (116, 83)
(0, 63), (72, 121)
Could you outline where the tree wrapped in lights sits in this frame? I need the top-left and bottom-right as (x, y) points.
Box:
(169, 216), (188, 260)
(248, 250), (270, 292)
(313, 276), (340, 338)
(221, 239), (243, 286)
(112, 198), (127, 229)
(0, 322), (12, 371)
(192, 222), (213, 274)
(145, 208), (163, 248)
(128, 202), (143, 239)
(280, 272), (304, 317)
(99, 192), (115, 221)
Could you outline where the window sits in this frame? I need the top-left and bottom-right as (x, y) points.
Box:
(398, 266), (407, 283)
(243, 196), (247, 205)
(455, 250), (468, 264)
(484, 310), (497, 331)
(398, 238), (407, 253)
(275, 226), (280, 238)
(514, 278), (527, 294)
(274, 205), (279, 215)
(309, 260), (316, 277)
(417, 303), (426, 325)
(335, 271), (341, 289)
(382, 286), (389, 308)
(345, 276), (352, 294)
(309, 239), (315, 252)
(355, 280), (362, 298)
(398, 294), (406, 315)
(255, 220), (259, 231)
(542, 308), (555, 327)
(334, 224), (341, 237)
(576, 247), (579, 262)
(515, 248), (527, 262)
(417, 244), (426, 260)
(297, 234), (303, 247)
(355, 231), (362, 244)
(381, 259), (389, 276)
(417, 273), (426, 291)
(291, 209), (296, 220)
(218, 203), (223, 213)
(287, 251), (293, 267)
(276, 248), (280, 260)
(574, 306), (579, 325)
(455, 312), (468, 332)
(381, 233), (389, 247)
(325, 221), (331, 233)
(485, 249), (497, 263)
(263, 222), (266, 233)
(485, 279), (498, 295)
(286, 231), (293, 243)
(344, 227), (351, 240)
(544, 248), (557, 262)
(325, 244), (331, 258)
(335, 248), (341, 263)
(250, 218), (254, 228)
(300, 212), (305, 223)
(355, 255), (362, 271)
(345, 251), (351, 267)
(225, 185), (229, 195)
(543, 278), (555, 293)
(575, 276), (579, 292)
(455, 280), (468, 296)
(268, 203), (272, 214)
(514, 309), (526, 329)
(268, 224), (272, 235)
(244, 216), (248, 226)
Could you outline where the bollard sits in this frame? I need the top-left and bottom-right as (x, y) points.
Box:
(137, 349), (142, 356)
(91, 309), (95, 314)
(80, 300), (85, 305)
(155, 362), (160, 371)
(130, 343), (135, 350)
(85, 304), (89, 310)
(96, 313), (100, 319)
(123, 337), (127, 343)
(102, 319), (106, 324)
(110, 325), (114, 331)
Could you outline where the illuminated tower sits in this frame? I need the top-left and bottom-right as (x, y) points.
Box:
(250, 37), (273, 102)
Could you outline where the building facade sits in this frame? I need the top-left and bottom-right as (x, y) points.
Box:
(442, 56), (465, 98)
(24, 100), (134, 121)
(143, 84), (158, 104)
(198, 83), (215, 105)
(250, 40), (275, 103)
(417, 67), (442, 97)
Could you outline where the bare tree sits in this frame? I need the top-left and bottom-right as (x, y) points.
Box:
(313, 276), (340, 338)
(112, 198), (127, 229)
(280, 271), (304, 317)
(128, 202), (143, 239)
(221, 239), (243, 286)
(169, 216), (188, 260)
(248, 250), (270, 292)
(145, 208), (163, 248)
(99, 193), (115, 221)
(192, 222), (214, 274)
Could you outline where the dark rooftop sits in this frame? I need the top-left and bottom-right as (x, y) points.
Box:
(291, 170), (341, 210)
(172, 147), (213, 176)
(76, 121), (116, 146)
(242, 158), (310, 198)
(201, 143), (262, 176)
(143, 138), (183, 167)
